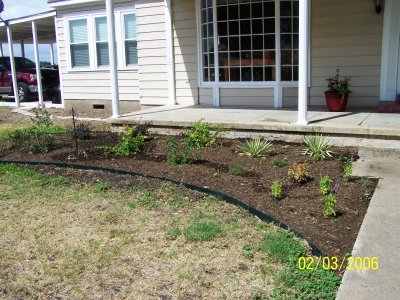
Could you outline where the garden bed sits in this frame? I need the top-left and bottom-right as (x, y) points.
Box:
(0, 127), (378, 258)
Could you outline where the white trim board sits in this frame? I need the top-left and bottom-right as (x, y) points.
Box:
(380, 0), (400, 101)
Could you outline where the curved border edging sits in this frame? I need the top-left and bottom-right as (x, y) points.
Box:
(0, 159), (324, 257)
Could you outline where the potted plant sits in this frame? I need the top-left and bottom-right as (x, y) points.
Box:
(325, 69), (352, 112)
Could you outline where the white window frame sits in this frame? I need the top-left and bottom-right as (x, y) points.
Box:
(196, 0), (308, 89)
(121, 11), (138, 67)
(64, 6), (137, 72)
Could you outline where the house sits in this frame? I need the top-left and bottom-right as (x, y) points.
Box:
(48, 0), (400, 122)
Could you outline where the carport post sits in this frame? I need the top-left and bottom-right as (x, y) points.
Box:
(20, 40), (25, 59)
(50, 43), (54, 65)
(106, 0), (120, 118)
(6, 26), (20, 107)
(297, 0), (309, 125)
(0, 43), (3, 56)
(32, 20), (44, 108)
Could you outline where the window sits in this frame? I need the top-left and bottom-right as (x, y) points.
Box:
(69, 19), (89, 67)
(66, 10), (137, 70)
(200, 0), (299, 84)
(124, 14), (138, 66)
(95, 17), (109, 66)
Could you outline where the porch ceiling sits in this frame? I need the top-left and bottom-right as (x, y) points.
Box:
(0, 11), (56, 44)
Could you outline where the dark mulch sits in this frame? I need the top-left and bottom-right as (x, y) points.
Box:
(0, 132), (378, 258)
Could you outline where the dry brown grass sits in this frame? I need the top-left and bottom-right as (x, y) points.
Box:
(0, 165), (295, 299)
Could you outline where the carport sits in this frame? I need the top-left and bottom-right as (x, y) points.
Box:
(0, 10), (62, 108)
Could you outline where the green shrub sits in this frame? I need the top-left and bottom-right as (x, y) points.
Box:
(272, 156), (288, 168)
(343, 158), (353, 181)
(323, 194), (337, 218)
(185, 120), (222, 149)
(29, 132), (54, 154)
(101, 126), (147, 156)
(319, 176), (332, 196)
(165, 136), (192, 165)
(271, 181), (283, 200)
(72, 123), (92, 141)
(31, 106), (52, 128)
(301, 135), (333, 160)
(236, 138), (274, 158)
(183, 221), (224, 242)
(229, 165), (245, 177)
(288, 163), (311, 183)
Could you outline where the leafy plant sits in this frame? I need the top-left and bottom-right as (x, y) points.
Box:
(360, 176), (372, 189)
(101, 126), (147, 156)
(272, 156), (288, 168)
(288, 163), (311, 183)
(323, 194), (337, 218)
(326, 69), (352, 96)
(31, 106), (52, 128)
(185, 120), (223, 149)
(72, 122), (92, 141)
(343, 158), (353, 181)
(301, 135), (333, 160)
(165, 136), (192, 165)
(236, 138), (274, 158)
(183, 221), (224, 242)
(29, 132), (54, 154)
(229, 165), (245, 177)
(271, 181), (283, 200)
(319, 176), (332, 196)
(93, 182), (112, 193)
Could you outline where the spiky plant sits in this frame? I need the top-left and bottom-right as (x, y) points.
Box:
(236, 138), (274, 158)
(301, 135), (333, 160)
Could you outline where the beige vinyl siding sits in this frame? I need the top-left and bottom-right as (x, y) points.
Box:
(310, 0), (383, 107)
(55, 3), (140, 104)
(220, 89), (274, 107)
(199, 88), (213, 106)
(282, 88), (298, 107)
(136, 0), (168, 105)
(173, 0), (199, 105)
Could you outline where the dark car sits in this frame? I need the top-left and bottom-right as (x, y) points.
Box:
(0, 56), (60, 103)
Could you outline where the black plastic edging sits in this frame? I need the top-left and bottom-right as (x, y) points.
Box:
(0, 159), (324, 257)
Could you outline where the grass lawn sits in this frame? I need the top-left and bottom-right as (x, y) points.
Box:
(0, 164), (339, 299)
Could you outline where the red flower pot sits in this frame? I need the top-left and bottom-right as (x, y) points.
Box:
(325, 91), (349, 112)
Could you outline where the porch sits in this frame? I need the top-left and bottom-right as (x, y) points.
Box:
(110, 105), (400, 150)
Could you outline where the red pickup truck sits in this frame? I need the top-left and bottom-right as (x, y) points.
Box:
(0, 56), (60, 103)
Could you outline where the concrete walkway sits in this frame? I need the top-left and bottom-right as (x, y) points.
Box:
(110, 105), (400, 140)
(336, 157), (400, 300)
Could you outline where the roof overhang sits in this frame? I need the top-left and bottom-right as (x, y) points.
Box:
(0, 11), (56, 44)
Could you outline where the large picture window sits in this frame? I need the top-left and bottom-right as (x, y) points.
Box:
(200, 0), (299, 84)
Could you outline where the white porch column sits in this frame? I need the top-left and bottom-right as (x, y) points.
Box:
(0, 43), (3, 56)
(32, 21), (44, 108)
(50, 43), (55, 65)
(7, 26), (20, 107)
(297, 0), (309, 125)
(106, 0), (120, 118)
(20, 40), (25, 59)
(165, 0), (176, 105)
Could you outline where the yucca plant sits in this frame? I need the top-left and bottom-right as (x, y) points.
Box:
(301, 135), (333, 160)
(236, 138), (274, 158)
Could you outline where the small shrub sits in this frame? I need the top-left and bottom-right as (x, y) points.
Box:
(236, 139), (274, 158)
(93, 182), (112, 193)
(165, 136), (192, 165)
(272, 156), (288, 168)
(101, 126), (147, 156)
(229, 165), (245, 177)
(271, 181), (283, 200)
(343, 158), (353, 181)
(31, 106), (52, 128)
(165, 227), (182, 241)
(185, 120), (222, 149)
(183, 221), (224, 242)
(301, 134), (333, 160)
(320, 176), (332, 196)
(324, 194), (337, 218)
(288, 163), (311, 183)
(29, 132), (54, 154)
(72, 123), (92, 141)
